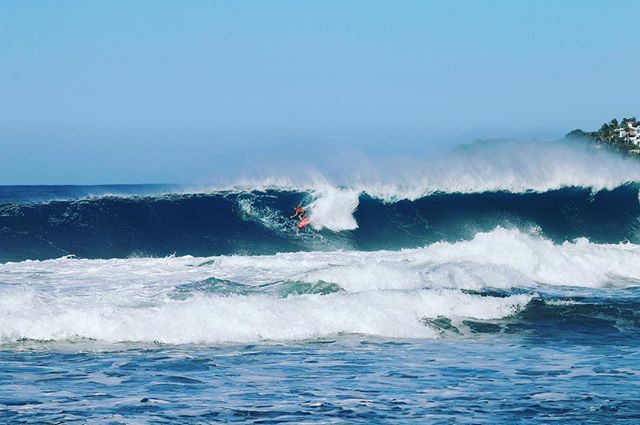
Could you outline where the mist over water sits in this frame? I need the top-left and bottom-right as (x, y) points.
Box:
(224, 139), (640, 196)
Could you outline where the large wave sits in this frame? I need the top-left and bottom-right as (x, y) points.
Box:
(2, 139), (640, 262)
(1, 184), (639, 262)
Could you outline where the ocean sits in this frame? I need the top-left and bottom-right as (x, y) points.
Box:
(1, 142), (640, 423)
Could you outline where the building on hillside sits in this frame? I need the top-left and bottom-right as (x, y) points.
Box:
(616, 122), (639, 145)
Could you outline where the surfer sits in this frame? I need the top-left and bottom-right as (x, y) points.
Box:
(290, 205), (306, 221)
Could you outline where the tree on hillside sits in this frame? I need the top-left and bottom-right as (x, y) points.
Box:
(565, 117), (638, 154)
(566, 129), (591, 139)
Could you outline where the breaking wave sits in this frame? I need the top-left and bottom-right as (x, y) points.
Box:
(1, 184), (639, 262)
(0, 228), (639, 344)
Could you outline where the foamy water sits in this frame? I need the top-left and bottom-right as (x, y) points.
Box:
(1, 228), (639, 344)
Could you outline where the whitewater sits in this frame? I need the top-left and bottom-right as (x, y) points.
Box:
(1, 227), (639, 345)
(1, 140), (640, 423)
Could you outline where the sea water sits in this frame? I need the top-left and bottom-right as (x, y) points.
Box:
(1, 141), (640, 423)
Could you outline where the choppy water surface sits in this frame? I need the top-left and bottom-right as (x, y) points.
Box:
(1, 249), (639, 423)
(1, 335), (639, 424)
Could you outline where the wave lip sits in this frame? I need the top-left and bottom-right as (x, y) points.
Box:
(229, 139), (640, 199)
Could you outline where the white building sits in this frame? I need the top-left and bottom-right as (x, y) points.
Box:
(616, 122), (639, 145)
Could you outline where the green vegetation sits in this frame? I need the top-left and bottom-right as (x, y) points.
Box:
(566, 117), (639, 154)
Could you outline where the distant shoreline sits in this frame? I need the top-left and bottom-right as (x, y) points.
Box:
(566, 117), (640, 155)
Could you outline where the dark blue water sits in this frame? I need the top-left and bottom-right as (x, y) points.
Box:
(0, 184), (179, 205)
(1, 184), (639, 262)
(1, 336), (639, 424)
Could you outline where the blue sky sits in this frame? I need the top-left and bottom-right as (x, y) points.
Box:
(1, 0), (639, 184)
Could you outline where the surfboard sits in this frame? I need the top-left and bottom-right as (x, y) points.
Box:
(297, 217), (311, 229)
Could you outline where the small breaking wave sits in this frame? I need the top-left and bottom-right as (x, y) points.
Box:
(1, 228), (639, 344)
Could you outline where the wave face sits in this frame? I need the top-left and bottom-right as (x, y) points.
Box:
(1, 184), (639, 262)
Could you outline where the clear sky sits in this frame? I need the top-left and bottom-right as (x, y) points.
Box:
(1, 0), (639, 184)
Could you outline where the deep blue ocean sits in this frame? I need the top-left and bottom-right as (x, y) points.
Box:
(2, 144), (640, 424)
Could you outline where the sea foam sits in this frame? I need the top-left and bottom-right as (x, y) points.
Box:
(0, 287), (529, 343)
(1, 228), (639, 344)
